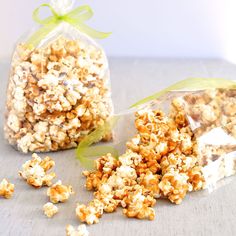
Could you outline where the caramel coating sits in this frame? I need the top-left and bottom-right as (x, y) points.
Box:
(78, 89), (236, 224)
(5, 37), (113, 153)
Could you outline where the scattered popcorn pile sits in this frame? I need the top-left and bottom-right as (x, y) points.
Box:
(66, 224), (89, 236)
(77, 89), (236, 224)
(5, 36), (113, 153)
(2, 88), (236, 234)
(77, 106), (205, 224)
(19, 153), (56, 188)
(0, 179), (14, 199)
(19, 153), (74, 221)
(43, 202), (59, 218)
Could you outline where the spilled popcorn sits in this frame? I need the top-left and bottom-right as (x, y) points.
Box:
(77, 109), (205, 224)
(43, 202), (58, 218)
(77, 89), (236, 224)
(47, 180), (74, 203)
(19, 153), (56, 188)
(0, 179), (14, 199)
(66, 224), (89, 236)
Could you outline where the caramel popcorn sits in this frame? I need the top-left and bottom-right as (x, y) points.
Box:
(66, 224), (89, 236)
(19, 153), (56, 188)
(159, 170), (189, 204)
(5, 36), (113, 153)
(138, 171), (161, 198)
(76, 199), (104, 225)
(95, 153), (119, 174)
(79, 106), (206, 224)
(47, 180), (74, 203)
(121, 185), (156, 220)
(0, 179), (14, 199)
(78, 89), (236, 224)
(43, 202), (58, 218)
(82, 170), (108, 191)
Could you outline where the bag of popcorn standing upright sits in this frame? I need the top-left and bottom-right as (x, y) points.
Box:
(75, 78), (236, 223)
(4, 0), (113, 153)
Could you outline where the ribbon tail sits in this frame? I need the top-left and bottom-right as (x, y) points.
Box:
(76, 116), (119, 168)
(131, 78), (236, 108)
(71, 21), (112, 39)
(76, 146), (119, 170)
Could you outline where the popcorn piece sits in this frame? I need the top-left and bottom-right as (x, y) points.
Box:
(82, 170), (107, 191)
(76, 199), (104, 225)
(47, 180), (74, 203)
(123, 205), (155, 221)
(94, 190), (119, 213)
(0, 179), (14, 199)
(7, 113), (20, 133)
(66, 224), (89, 236)
(188, 166), (206, 191)
(95, 153), (118, 174)
(17, 133), (34, 153)
(160, 153), (197, 174)
(159, 170), (189, 204)
(122, 186), (156, 220)
(43, 202), (58, 218)
(40, 156), (55, 172)
(138, 171), (161, 198)
(119, 150), (142, 168)
(116, 165), (137, 180)
(19, 153), (56, 188)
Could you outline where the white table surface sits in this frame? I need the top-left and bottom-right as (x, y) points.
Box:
(0, 58), (236, 236)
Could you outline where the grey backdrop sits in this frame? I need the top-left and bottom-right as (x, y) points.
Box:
(0, 0), (236, 60)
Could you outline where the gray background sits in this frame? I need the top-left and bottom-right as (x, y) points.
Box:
(0, 59), (236, 236)
(0, 0), (236, 60)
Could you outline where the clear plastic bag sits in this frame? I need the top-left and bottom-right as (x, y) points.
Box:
(118, 88), (236, 192)
(171, 89), (236, 190)
(4, 1), (113, 153)
(76, 79), (236, 210)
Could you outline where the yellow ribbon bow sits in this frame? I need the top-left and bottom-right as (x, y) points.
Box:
(27, 3), (111, 46)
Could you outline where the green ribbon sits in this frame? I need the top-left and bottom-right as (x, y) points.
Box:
(76, 78), (236, 168)
(27, 3), (111, 46)
(76, 116), (119, 169)
(131, 78), (236, 108)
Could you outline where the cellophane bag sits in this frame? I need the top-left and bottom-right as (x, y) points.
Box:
(4, 0), (113, 153)
(75, 79), (236, 222)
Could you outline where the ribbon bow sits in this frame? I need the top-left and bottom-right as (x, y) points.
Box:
(27, 3), (111, 46)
